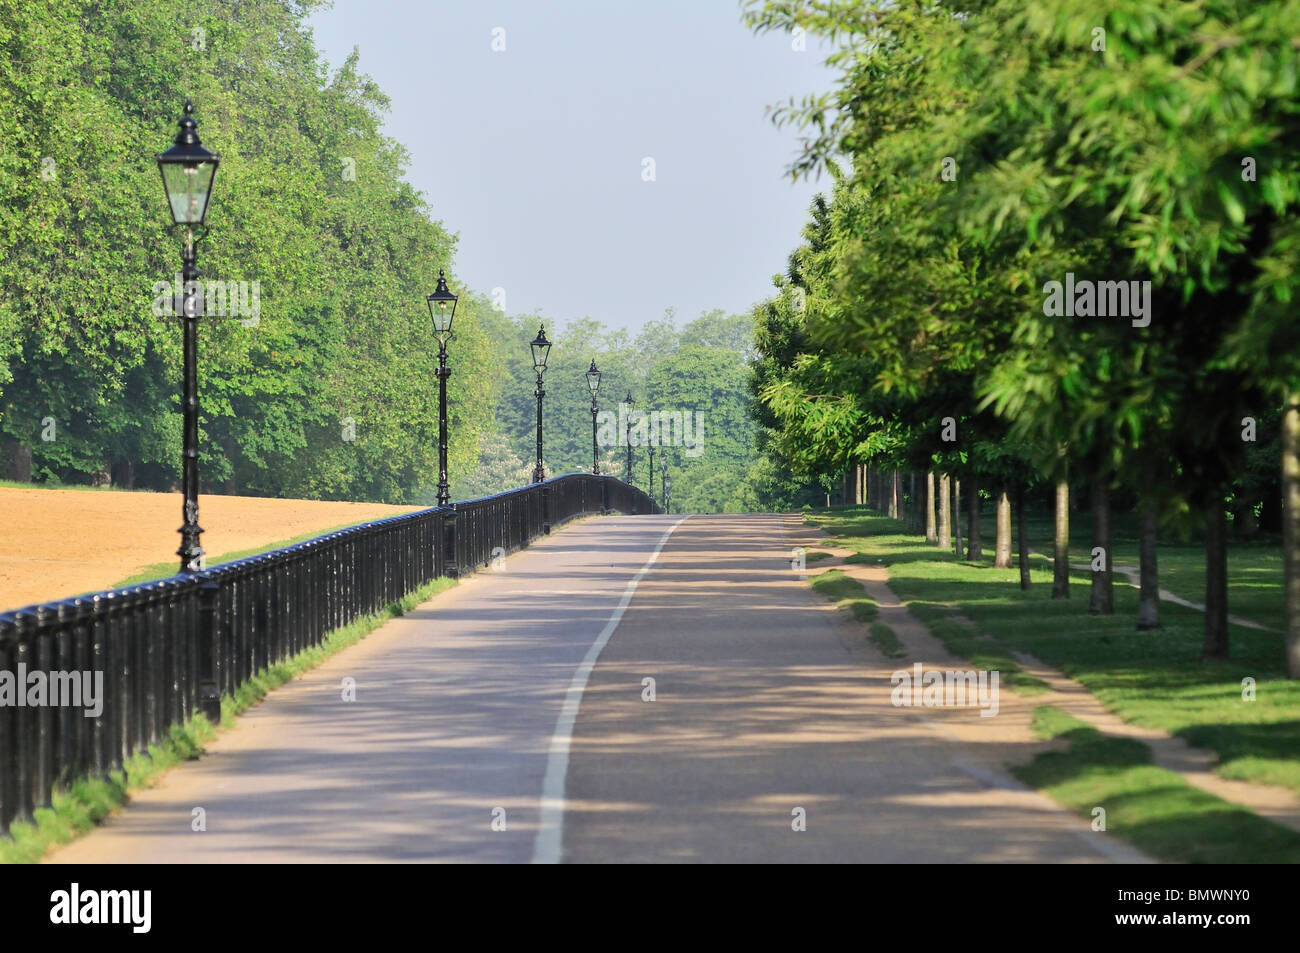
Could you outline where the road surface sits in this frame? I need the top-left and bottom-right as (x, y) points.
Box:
(48, 513), (1143, 863)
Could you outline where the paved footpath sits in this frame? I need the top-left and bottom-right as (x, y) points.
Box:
(49, 513), (1145, 864)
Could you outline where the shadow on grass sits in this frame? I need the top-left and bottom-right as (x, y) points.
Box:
(1015, 707), (1300, 863)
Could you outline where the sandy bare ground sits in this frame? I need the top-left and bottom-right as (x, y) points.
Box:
(0, 487), (421, 612)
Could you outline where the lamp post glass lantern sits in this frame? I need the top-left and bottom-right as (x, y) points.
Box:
(587, 359), (601, 474)
(427, 268), (458, 506)
(158, 100), (219, 228)
(157, 99), (219, 574)
(531, 325), (551, 483)
(623, 391), (635, 488)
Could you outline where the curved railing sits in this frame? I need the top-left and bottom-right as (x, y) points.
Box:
(0, 473), (659, 834)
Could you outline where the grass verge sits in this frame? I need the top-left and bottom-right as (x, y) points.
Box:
(810, 568), (879, 623)
(813, 530), (1049, 694)
(807, 506), (1300, 795)
(869, 622), (906, 659)
(0, 575), (456, 864)
(808, 569), (900, 659)
(1015, 706), (1300, 863)
(0, 480), (150, 493)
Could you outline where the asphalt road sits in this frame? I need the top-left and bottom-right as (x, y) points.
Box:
(48, 513), (1142, 864)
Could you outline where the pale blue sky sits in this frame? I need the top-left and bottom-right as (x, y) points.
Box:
(306, 0), (834, 333)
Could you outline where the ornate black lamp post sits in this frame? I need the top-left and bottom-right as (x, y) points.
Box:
(530, 325), (551, 483)
(648, 442), (655, 504)
(586, 359), (601, 473)
(157, 100), (219, 574)
(623, 391), (635, 488)
(427, 269), (458, 506)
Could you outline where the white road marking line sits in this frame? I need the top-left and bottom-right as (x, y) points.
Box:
(531, 515), (690, 864)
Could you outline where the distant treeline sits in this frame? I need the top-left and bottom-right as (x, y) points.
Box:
(466, 308), (786, 515)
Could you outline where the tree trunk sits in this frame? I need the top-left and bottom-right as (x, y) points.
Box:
(1261, 486), (1283, 534)
(1286, 394), (1300, 677)
(1089, 478), (1114, 615)
(889, 470), (900, 520)
(111, 459), (136, 489)
(909, 472), (918, 533)
(1053, 478), (1070, 599)
(1203, 500), (1229, 660)
(1137, 500), (1161, 630)
(909, 470), (920, 530)
(994, 488), (1012, 568)
(1, 437), (32, 482)
(938, 473), (951, 548)
(966, 479), (982, 562)
(925, 471), (937, 543)
(90, 457), (111, 488)
(953, 477), (964, 560)
(1016, 484), (1031, 589)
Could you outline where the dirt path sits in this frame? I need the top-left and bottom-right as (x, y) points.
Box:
(1081, 560), (1281, 633)
(0, 486), (420, 612)
(822, 537), (1300, 835)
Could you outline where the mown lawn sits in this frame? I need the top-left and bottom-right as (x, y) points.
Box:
(1017, 506), (1284, 631)
(895, 497), (1284, 630)
(1017, 706), (1300, 864)
(806, 506), (1300, 796)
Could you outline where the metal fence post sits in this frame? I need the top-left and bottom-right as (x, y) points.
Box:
(197, 576), (222, 724)
(443, 505), (460, 579)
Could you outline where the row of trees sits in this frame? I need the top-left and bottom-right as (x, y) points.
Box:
(743, 0), (1300, 676)
(0, 0), (500, 503)
(0, 0), (763, 514)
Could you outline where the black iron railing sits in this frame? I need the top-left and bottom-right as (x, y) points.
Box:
(0, 473), (658, 835)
